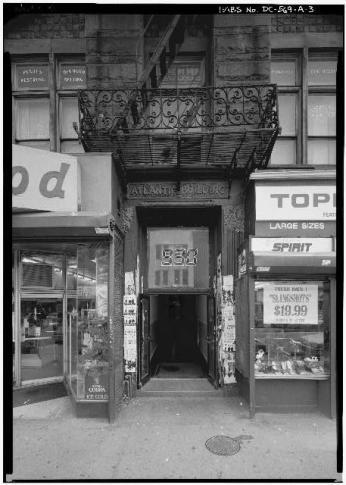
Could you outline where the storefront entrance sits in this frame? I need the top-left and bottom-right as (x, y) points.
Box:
(20, 295), (63, 383)
(138, 293), (217, 388)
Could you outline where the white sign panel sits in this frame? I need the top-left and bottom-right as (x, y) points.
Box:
(12, 144), (80, 212)
(124, 326), (137, 372)
(263, 284), (318, 325)
(256, 185), (336, 221)
(251, 238), (334, 253)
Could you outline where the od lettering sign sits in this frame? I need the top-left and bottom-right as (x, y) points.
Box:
(12, 145), (80, 212)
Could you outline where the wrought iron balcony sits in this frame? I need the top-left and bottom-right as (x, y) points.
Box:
(77, 84), (279, 181)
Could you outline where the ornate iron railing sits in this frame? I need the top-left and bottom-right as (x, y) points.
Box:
(78, 84), (278, 137)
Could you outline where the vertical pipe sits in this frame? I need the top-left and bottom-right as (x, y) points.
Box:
(69, 314), (72, 387)
(108, 237), (116, 423)
(330, 277), (336, 419)
(49, 53), (57, 152)
(14, 249), (21, 386)
(62, 254), (67, 377)
(248, 274), (255, 418)
(301, 47), (308, 165)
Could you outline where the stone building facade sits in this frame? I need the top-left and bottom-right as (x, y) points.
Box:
(7, 8), (341, 420)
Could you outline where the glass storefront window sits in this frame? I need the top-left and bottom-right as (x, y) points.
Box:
(254, 280), (330, 378)
(73, 244), (109, 401)
(14, 243), (110, 401)
(147, 228), (209, 290)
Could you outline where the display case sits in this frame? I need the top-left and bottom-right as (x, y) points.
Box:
(254, 280), (330, 379)
(66, 243), (110, 402)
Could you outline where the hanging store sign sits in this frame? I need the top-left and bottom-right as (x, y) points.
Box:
(263, 284), (318, 325)
(12, 145), (80, 212)
(127, 182), (228, 200)
(255, 185), (336, 221)
(251, 238), (334, 254)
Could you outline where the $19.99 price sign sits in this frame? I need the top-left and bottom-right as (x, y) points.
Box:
(263, 284), (318, 325)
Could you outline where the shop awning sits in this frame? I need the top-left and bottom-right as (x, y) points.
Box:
(12, 211), (116, 239)
(251, 252), (336, 274)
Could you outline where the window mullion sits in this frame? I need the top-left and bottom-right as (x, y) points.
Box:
(301, 47), (308, 165)
(49, 53), (57, 152)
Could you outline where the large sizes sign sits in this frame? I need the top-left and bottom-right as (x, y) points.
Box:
(251, 237), (334, 254)
(263, 283), (318, 325)
(256, 185), (336, 221)
(12, 145), (80, 212)
(255, 221), (336, 237)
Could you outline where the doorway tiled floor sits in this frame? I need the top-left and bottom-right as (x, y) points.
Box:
(155, 361), (205, 379)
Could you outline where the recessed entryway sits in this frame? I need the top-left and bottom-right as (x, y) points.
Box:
(138, 293), (218, 394)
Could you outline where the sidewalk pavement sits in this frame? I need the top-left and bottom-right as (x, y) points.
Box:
(9, 394), (341, 481)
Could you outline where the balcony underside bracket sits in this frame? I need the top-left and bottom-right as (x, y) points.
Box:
(227, 131), (247, 199)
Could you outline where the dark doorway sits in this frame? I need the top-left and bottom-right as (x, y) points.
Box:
(141, 294), (214, 380)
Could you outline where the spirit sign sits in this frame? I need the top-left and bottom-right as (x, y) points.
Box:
(161, 248), (198, 266)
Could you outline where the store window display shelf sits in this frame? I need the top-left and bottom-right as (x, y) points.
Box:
(255, 374), (330, 380)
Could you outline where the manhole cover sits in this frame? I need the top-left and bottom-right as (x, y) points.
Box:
(205, 435), (241, 456)
(161, 365), (179, 372)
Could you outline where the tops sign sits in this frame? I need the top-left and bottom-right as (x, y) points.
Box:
(12, 145), (80, 212)
(256, 185), (336, 221)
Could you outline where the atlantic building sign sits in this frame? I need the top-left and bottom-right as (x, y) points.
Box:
(12, 145), (81, 212)
(127, 181), (228, 199)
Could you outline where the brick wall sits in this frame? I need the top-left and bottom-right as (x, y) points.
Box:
(4, 14), (85, 39)
(271, 14), (343, 33)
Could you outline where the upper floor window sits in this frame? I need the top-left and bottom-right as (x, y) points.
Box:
(160, 56), (205, 88)
(12, 56), (86, 154)
(270, 50), (337, 166)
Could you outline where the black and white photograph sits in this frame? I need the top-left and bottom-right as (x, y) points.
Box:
(5, 2), (342, 482)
